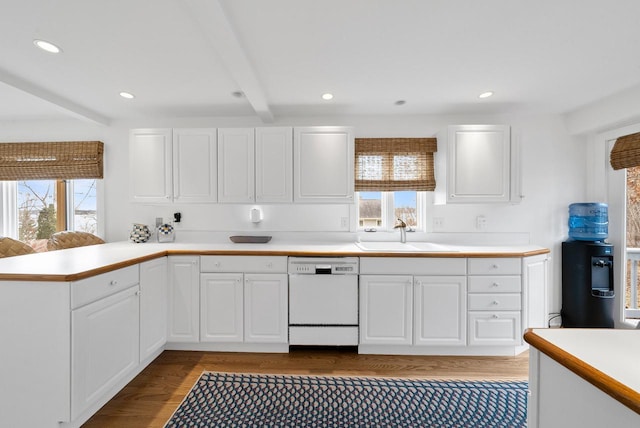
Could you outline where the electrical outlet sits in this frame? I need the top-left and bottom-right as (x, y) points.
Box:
(433, 217), (444, 230)
(476, 215), (487, 230)
(340, 217), (349, 228)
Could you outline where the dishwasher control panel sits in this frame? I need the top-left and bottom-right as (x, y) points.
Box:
(288, 257), (359, 274)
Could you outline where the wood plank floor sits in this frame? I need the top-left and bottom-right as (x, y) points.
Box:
(83, 348), (529, 427)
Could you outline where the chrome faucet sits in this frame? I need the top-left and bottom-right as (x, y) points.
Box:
(394, 218), (407, 243)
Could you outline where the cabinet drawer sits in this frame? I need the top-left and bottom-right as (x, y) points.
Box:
(468, 258), (521, 275)
(468, 276), (521, 293)
(360, 257), (466, 275)
(200, 256), (287, 273)
(71, 265), (139, 309)
(468, 311), (522, 346)
(468, 293), (521, 311)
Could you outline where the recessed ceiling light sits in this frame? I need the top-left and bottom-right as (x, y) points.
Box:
(395, 100), (406, 106)
(322, 93), (334, 100)
(478, 91), (494, 99)
(119, 92), (135, 99)
(33, 39), (62, 54)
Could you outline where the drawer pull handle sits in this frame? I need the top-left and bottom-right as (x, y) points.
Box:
(109, 280), (118, 286)
(492, 314), (499, 319)
(492, 264), (499, 269)
(215, 262), (220, 267)
(492, 282), (499, 287)
(492, 300), (500, 305)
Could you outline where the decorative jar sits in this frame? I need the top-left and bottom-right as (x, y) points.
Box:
(130, 223), (151, 243)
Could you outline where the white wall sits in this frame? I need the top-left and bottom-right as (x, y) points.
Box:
(0, 113), (588, 316)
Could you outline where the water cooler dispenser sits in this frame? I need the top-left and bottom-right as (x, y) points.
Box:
(561, 203), (615, 328)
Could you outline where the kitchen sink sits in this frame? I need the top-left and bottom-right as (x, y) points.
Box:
(355, 241), (458, 252)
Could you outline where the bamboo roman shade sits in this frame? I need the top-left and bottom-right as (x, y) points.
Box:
(0, 141), (104, 180)
(355, 138), (437, 191)
(610, 132), (640, 170)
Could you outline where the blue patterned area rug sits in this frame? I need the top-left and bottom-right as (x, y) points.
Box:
(165, 372), (528, 427)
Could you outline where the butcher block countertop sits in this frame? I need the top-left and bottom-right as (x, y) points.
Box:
(524, 328), (640, 415)
(0, 241), (549, 282)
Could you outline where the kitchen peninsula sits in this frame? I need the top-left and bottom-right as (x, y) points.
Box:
(524, 328), (640, 427)
(0, 241), (549, 428)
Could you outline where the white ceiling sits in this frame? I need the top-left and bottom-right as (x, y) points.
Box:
(2, 0), (640, 125)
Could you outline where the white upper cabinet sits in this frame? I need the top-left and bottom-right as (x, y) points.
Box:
(447, 125), (519, 203)
(217, 128), (256, 203)
(218, 127), (293, 203)
(130, 128), (218, 203)
(173, 128), (217, 203)
(130, 128), (173, 203)
(255, 127), (293, 203)
(294, 126), (354, 203)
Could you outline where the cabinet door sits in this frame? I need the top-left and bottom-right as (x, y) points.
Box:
(71, 286), (139, 420)
(447, 125), (511, 203)
(522, 255), (548, 330)
(255, 127), (293, 203)
(414, 276), (467, 346)
(359, 275), (413, 345)
(130, 128), (172, 203)
(167, 256), (200, 343)
(294, 126), (354, 203)
(200, 273), (244, 342)
(218, 128), (255, 203)
(140, 258), (167, 361)
(173, 128), (217, 203)
(244, 273), (288, 343)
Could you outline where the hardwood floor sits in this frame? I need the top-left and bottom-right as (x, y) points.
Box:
(83, 348), (529, 427)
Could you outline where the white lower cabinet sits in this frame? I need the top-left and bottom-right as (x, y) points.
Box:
(200, 256), (289, 346)
(359, 255), (548, 355)
(359, 275), (413, 345)
(167, 256), (200, 342)
(200, 273), (244, 342)
(244, 273), (288, 343)
(360, 275), (466, 347)
(71, 285), (140, 420)
(414, 276), (467, 346)
(139, 258), (168, 361)
(467, 258), (523, 347)
(359, 258), (467, 350)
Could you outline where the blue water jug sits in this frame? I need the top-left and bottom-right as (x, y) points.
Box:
(568, 202), (608, 241)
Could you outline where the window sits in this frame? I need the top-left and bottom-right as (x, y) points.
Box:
(357, 191), (423, 230)
(355, 137), (436, 231)
(0, 140), (104, 250)
(3, 179), (98, 251)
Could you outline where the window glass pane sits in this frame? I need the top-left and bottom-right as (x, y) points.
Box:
(18, 180), (57, 251)
(394, 191), (417, 227)
(358, 191), (382, 228)
(73, 179), (98, 234)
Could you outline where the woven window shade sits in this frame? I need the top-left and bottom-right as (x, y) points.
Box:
(610, 132), (640, 170)
(355, 138), (437, 191)
(0, 141), (104, 180)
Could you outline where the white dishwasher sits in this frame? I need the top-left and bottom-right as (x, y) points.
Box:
(288, 257), (359, 346)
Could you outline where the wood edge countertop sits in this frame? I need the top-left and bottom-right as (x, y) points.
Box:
(0, 243), (550, 282)
(523, 328), (640, 415)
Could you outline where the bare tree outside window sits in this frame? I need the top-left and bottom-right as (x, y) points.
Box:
(18, 181), (56, 251)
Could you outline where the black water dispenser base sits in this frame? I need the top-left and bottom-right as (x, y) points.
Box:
(561, 240), (615, 328)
